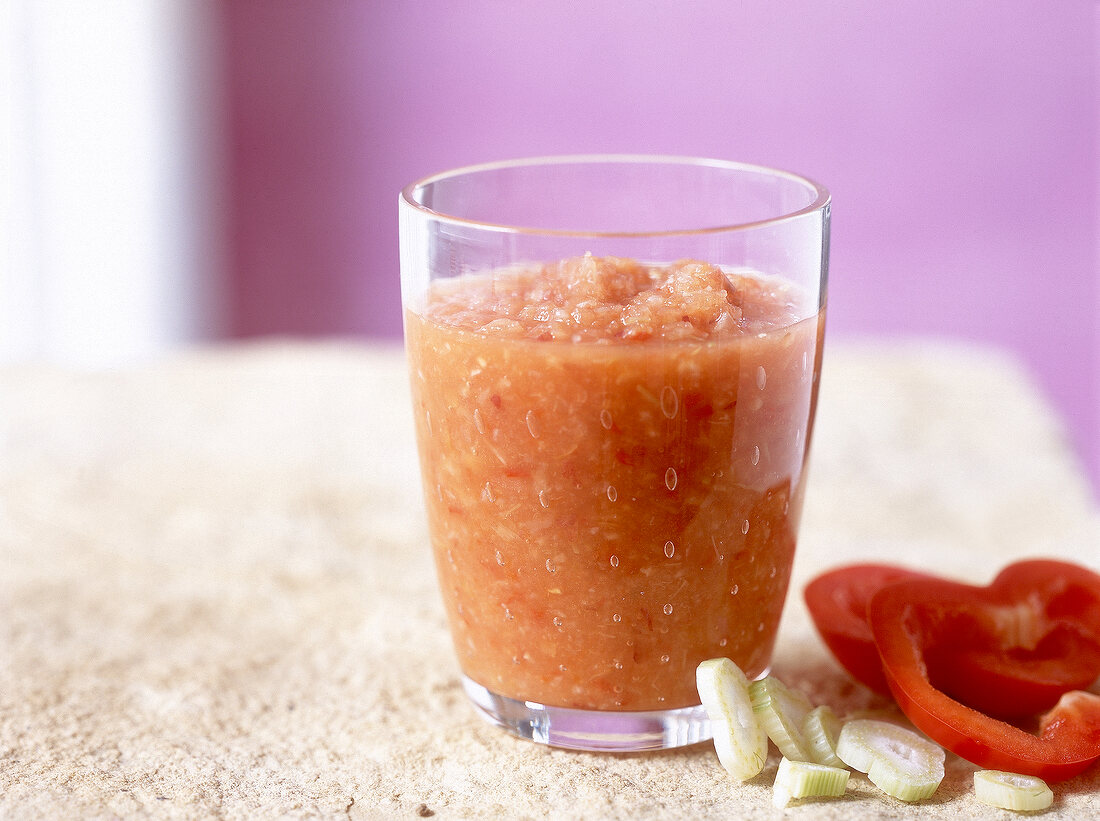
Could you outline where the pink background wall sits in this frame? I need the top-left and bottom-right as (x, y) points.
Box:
(216, 1), (1098, 494)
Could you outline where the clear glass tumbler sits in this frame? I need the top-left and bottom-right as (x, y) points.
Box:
(399, 156), (830, 751)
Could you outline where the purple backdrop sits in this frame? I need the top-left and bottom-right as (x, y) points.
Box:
(218, 1), (1098, 494)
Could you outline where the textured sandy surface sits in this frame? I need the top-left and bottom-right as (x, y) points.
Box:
(1, 341), (1097, 819)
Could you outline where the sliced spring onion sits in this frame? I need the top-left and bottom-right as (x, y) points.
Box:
(772, 757), (850, 808)
(973, 770), (1054, 812)
(696, 658), (768, 780)
(836, 719), (945, 802)
(749, 675), (814, 761)
(802, 704), (845, 767)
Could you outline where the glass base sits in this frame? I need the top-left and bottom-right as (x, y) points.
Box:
(461, 675), (713, 752)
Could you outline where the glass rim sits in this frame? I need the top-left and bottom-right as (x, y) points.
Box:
(400, 154), (830, 238)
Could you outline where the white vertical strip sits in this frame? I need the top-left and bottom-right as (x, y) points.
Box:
(1, 0), (42, 359)
(2, 0), (216, 367)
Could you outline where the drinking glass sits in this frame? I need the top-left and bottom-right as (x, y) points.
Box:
(400, 155), (830, 751)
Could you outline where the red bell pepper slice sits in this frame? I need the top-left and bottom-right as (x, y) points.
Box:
(804, 563), (934, 695)
(806, 560), (1100, 716)
(869, 563), (1100, 782)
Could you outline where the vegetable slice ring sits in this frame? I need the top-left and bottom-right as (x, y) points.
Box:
(696, 658), (768, 780)
(802, 704), (845, 767)
(835, 719), (945, 802)
(749, 675), (814, 761)
(869, 575), (1100, 782)
(973, 770), (1054, 812)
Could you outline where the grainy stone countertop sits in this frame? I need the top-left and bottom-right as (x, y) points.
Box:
(1, 340), (1097, 819)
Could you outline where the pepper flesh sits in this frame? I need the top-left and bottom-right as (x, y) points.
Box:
(869, 573), (1100, 782)
(927, 560), (1100, 717)
(803, 564), (934, 695)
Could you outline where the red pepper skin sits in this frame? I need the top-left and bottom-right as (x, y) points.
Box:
(869, 567), (1100, 782)
(804, 564), (934, 695)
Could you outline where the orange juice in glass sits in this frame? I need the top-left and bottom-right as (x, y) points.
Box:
(400, 157), (829, 751)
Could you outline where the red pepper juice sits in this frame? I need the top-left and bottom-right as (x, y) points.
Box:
(406, 255), (824, 711)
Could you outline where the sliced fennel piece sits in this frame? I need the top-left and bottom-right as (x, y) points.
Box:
(749, 675), (814, 761)
(973, 770), (1053, 812)
(696, 658), (768, 780)
(836, 719), (945, 802)
(772, 757), (849, 808)
(802, 704), (844, 767)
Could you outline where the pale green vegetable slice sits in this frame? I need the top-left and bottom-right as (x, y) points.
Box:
(973, 770), (1053, 812)
(802, 704), (844, 767)
(836, 719), (945, 802)
(772, 756), (850, 808)
(696, 658), (768, 780)
(749, 675), (814, 761)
